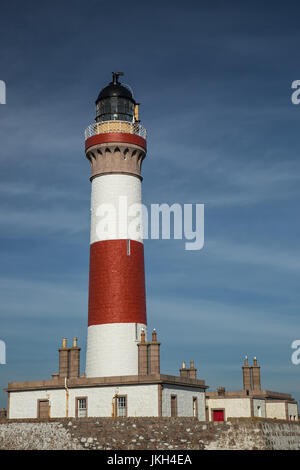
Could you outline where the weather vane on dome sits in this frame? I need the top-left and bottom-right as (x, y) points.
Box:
(112, 72), (124, 84)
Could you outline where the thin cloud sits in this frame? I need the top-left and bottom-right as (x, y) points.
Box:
(208, 239), (300, 272)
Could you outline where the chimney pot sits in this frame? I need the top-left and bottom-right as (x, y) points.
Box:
(152, 329), (157, 342)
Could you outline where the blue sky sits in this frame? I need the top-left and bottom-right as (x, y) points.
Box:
(1, 0), (300, 409)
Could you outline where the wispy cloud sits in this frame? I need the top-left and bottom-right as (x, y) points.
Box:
(0, 276), (88, 319)
(148, 295), (297, 346)
(0, 207), (89, 237)
(208, 238), (300, 272)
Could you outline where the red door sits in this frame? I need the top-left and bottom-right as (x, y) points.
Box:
(213, 410), (224, 422)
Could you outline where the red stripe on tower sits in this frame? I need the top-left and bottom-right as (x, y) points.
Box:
(88, 239), (146, 326)
(85, 132), (147, 152)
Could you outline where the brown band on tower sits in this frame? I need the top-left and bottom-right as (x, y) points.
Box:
(86, 142), (146, 180)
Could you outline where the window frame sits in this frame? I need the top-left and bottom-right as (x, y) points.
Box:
(170, 394), (178, 417)
(75, 396), (88, 418)
(116, 395), (128, 418)
(192, 396), (198, 419)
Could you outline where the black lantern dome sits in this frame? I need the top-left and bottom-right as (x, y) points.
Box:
(95, 72), (136, 123)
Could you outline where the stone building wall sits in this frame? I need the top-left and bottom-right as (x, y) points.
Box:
(162, 385), (205, 420)
(266, 401), (287, 420)
(252, 399), (266, 418)
(206, 397), (251, 420)
(9, 384), (159, 419)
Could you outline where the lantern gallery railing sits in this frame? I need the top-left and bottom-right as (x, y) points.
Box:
(84, 120), (147, 140)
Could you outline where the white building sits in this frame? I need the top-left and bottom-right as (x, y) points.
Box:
(6, 337), (207, 420)
(206, 357), (298, 422)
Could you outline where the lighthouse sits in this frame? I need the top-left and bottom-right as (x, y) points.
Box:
(6, 74), (298, 423)
(5, 73), (208, 421)
(84, 72), (148, 377)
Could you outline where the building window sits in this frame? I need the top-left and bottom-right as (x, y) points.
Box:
(117, 396), (127, 417)
(171, 395), (177, 417)
(76, 397), (87, 418)
(193, 397), (198, 418)
(127, 239), (131, 256)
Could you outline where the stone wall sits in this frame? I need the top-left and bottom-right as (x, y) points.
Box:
(206, 418), (300, 450)
(0, 417), (300, 450)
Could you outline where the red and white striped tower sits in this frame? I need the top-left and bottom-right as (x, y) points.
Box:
(84, 73), (147, 377)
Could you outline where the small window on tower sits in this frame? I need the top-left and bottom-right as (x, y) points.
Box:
(127, 239), (131, 256)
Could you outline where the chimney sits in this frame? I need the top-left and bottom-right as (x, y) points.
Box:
(252, 357), (261, 391)
(180, 361), (189, 379)
(242, 356), (252, 392)
(137, 328), (148, 375)
(149, 329), (160, 374)
(189, 360), (197, 380)
(59, 338), (70, 378)
(69, 337), (81, 378)
(58, 337), (81, 378)
(138, 329), (161, 375)
(217, 387), (226, 396)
